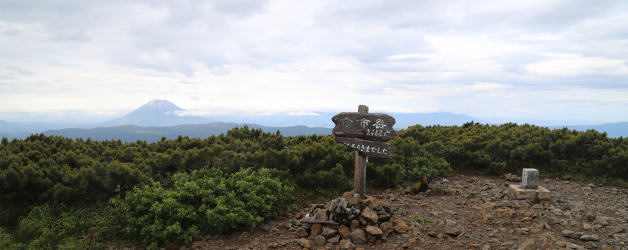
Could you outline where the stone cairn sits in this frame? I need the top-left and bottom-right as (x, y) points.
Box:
(295, 192), (408, 249)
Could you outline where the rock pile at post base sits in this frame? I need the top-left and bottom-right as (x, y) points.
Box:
(296, 192), (408, 249)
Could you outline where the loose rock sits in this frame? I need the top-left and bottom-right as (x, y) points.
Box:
(580, 234), (600, 241)
(339, 239), (355, 249)
(361, 206), (378, 224)
(338, 225), (351, 239)
(314, 208), (328, 221)
(393, 219), (408, 233)
(561, 230), (581, 239)
(322, 227), (338, 238)
(380, 221), (393, 236)
(594, 216), (614, 226)
(295, 227), (308, 238)
(310, 224), (322, 238)
(351, 228), (367, 244)
(313, 235), (326, 247)
(365, 225), (383, 236)
(517, 238), (536, 250)
(296, 238), (310, 249)
(350, 220), (360, 232)
(445, 227), (462, 237)
(327, 235), (340, 243)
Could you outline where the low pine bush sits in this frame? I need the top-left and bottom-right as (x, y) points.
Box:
(11, 202), (107, 249)
(118, 167), (296, 245)
(0, 228), (15, 249)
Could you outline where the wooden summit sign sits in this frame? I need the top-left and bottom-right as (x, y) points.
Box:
(332, 105), (396, 197)
(332, 106), (395, 158)
(332, 112), (396, 142)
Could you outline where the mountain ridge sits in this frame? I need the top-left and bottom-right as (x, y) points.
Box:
(2, 100), (627, 139)
(44, 122), (332, 142)
(551, 122), (628, 138)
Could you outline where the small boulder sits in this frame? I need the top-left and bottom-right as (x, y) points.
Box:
(380, 201), (391, 213)
(561, 230), (581, 239)
(338, 225), (351, 239)
(609, 225), (626, 234)
(580, 234), (599, 241)
(339, 239), (355, 249)
(359, 217), (368, 227)
(377, 212), (391, 223)
(342, 192), (353, 200)
(361, 206), (378, 224)
(365, 225), (383, 236)
(327, 235), (340, 243)
(445, 227), (462, 237)
(380, 221), (393, 236)
(517, 238), (536, 250)
(583, 222), (592, 230)
(350, 220), (360, 231)
(427, 230), (438, 237)
(352, 193), (362, 204)
(295, 227), (309, 238)
(594, 216), (614, 226)
(310, 224), (322, 238)
(505, 173), (521, 182)
(314, 208), (328, 221)
(313, 235), (326, 247)
(497, 200), (512, 208)
(351, 228), (367, 244)
(322, 227), (338, 238)
(445, 219), (456, 226)
(295, 238), (310, 249)
(394, 219), (409, 233)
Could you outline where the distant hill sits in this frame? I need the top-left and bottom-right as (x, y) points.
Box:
(212, 111), (478, 129)
(0, 119), (73, 138)
(100, 100), (212, 127)
(1, 100), (479, 140)
(44, 122), (332, 142)
(553, 122), (628, 138)
(8, 99), (626, 140)
(392, 112), (477, 128)
(0, 120), (25, 134)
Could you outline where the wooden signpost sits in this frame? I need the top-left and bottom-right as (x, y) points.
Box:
(334, 137), (393, 158)
(332, 105), (396, 197)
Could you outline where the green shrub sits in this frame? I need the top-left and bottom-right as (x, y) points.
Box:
(369, 163), (402, 187)
(1, 227), (15, 249)
(2, 125), (627, 247)
(403, 156), (451, 182)
(402, 123), (628, 182)
(12, 202), (106, 249)
(413, 216), (424, 222)
(119, 167), (296, 245)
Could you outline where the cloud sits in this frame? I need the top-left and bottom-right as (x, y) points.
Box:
(0, 0), (627, 124)
(386, 54), (426, 60)
(508, 108), (537, 114)
(287, 111), (320, 116)
(470, 82), (509, 91)
(526, 53), (628, 76)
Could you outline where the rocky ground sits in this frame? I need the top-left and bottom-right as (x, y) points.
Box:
(185, 174), (627, 250)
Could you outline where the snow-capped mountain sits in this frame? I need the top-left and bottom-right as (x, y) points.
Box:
(100, 100), (212, 127)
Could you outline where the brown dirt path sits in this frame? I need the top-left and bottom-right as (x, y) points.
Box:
(182, 174), (627, 250)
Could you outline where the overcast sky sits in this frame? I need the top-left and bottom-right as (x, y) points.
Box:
(1, 0), (627, 125)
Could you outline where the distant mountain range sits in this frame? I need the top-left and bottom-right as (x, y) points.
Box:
(1, 99), (626, 140)
(45, 123), (332, 143)
(0, 119), (72, 138)
(211, 111), (477, 129)
(552, 122), (628, 138)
